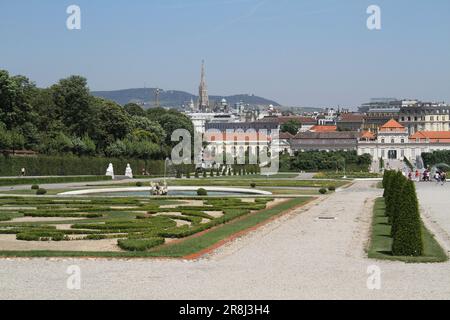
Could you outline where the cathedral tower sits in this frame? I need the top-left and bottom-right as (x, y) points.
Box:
(198, 60), (209, 112)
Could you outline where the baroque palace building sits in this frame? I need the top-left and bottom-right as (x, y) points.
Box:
(357, 119), (450, 167)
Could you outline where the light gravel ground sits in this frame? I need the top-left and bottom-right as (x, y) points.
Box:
(0, 181), (449, 300)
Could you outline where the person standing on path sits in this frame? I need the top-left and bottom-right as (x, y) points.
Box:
(435, 171), (441, 184)
(20, 167), (26, 177)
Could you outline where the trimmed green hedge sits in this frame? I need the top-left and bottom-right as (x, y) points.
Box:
(117, 238), (165, 251)
(0, 155), (166, 177)
(0, 176), (112, 187)
(383, 170), (423, 256)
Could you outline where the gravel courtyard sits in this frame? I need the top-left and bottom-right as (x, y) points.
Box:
(1, 181), (449, 300)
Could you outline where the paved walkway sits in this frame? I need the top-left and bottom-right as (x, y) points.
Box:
(0, 181), (449, 299)
(416, 182), (450, 251)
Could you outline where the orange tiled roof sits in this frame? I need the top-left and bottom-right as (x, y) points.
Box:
(410, 131), (450, 143)
(360, 131), (376, 140)
(379, 119), (404, 130)
(309, 125), (337, 133)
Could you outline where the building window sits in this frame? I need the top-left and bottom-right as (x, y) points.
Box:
(391, 139), (395, 144)
(381, 139), (385, 144)
(401, 139), (405, 143)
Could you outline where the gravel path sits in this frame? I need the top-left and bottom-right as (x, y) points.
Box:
(1, 181), (449, 300)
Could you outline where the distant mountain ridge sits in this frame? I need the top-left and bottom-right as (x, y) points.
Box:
(91, 88), (280, 108)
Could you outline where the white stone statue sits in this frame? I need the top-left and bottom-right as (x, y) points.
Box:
(106, 163), (115, 180)
(125, 163), (133, 179)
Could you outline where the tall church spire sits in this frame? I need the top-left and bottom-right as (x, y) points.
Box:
(198, 60), (209, 112)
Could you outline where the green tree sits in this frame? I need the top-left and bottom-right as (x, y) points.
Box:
(0, 126), (12, 151)
(9, 130), (25, 152)
(281, 120), (301, 135)
(0, 70), (35, 130)
(51, 76), (93, 136)
(147, 108), (194, 145)
(124, 103), (146, 117)
(90, 98), (131, 150)
(130, 116), (165, 144)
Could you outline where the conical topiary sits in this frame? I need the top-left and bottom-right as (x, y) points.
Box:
(390, 172), (407, 234)
(388, 171), (406, 225)
(391, 180), (423, 257)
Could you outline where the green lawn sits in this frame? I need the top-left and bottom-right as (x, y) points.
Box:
(0, 188), (70, 195)
(314, 172), (382, 179)
(368, 198), (447, 263)
(167, 179), (348, 188)
(260, 188), (322, 195)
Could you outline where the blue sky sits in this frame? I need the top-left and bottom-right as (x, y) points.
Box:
(1, 0), (449, 107)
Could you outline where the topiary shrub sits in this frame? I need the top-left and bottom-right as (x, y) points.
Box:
(197, 188), (208, 196)
(250, 183), (256, 188)
(36, 188), (47, 195)
(389, 172), (407, 231)
(328, 185), (336, 192)
(85, 234), (108, 240)
(136, 181), (143, 187)
(117, 238), (165, 251)
(391, 180), (423, 256)
(186, 171), (191, 179)
(203, 170), (207, 178)
(31, 185), (39, 190)
(386, 171), (405, 223)
(319, 188), (327, 194)
(195, 171), (199, 178)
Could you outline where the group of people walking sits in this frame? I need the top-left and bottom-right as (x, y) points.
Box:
(406, 168), (447, 185)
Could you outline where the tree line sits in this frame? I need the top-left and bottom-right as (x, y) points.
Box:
(422, 151), (450, 168)
(0, 70), (194, 160)
(280, 151), (372, 172)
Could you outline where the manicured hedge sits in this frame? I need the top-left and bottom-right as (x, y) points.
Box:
(117, 238), (165, 251)
(0, 155), (166, 177)
(0, 176), (112, 187)
(382, 170), (423, 256)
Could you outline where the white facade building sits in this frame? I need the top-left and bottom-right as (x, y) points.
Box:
(357, 119), (450, 168)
